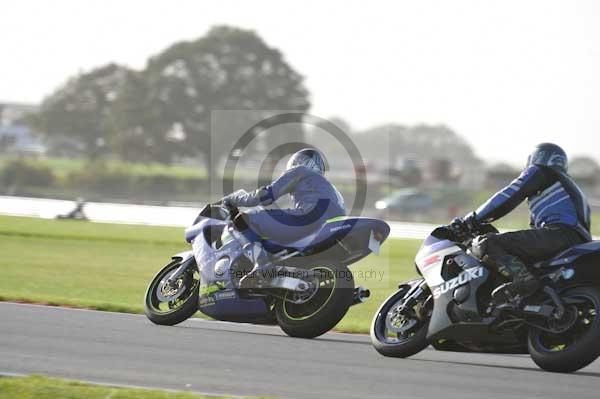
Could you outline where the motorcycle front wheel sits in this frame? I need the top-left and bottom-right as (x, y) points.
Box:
(370, 280), (431, 357)
(144, 257), (200, 326)
(275, 264), (354, 338)
(528, 285), (600, 373)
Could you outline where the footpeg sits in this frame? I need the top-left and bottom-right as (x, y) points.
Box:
(270, 277), (311, 291)
(523, 304), (555, 318)
(238, 266), (317, 291)
(352, 286), (370, 305)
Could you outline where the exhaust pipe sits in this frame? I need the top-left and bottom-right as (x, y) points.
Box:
(352, 286), (370, 306)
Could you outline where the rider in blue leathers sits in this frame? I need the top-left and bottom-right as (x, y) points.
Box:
(222, 148), (346, 289)
(460, 143), (591, 302)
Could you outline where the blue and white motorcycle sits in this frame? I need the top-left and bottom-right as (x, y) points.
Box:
(145, 203), (390, 338)
(371, 223), (600, 372)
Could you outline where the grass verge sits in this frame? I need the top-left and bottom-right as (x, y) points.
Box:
(0, 214), (417, 332)
(0, 375), (267, 399)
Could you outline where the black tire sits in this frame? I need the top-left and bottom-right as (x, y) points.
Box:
(528, 285), (600, 373)
(275, 264), (354, 338)
(144, 257), (200, 326)
(370, 281), (430, 358)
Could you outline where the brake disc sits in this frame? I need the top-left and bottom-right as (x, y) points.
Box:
(385, 299), (418, 334)
(156, 276), (186, 302)
(547, 305), (579, 333)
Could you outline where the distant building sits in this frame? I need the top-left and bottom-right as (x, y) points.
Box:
(0, 102), (45, 155)
(485, 163), (520, 190)
(0, 102), (38, 125)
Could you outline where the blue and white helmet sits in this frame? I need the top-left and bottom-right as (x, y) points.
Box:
(286, 148), (327, 174)
(526, 143), (568, 173)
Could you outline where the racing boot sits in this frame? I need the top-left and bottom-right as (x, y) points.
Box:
(484, 255), (540, 304)
(238, 242), (279, 289)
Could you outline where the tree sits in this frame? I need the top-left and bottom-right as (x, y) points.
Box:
(108, 71), (182, 163)
(352, 124), (408, 167)
(570, 156), (600, 186)
(31, 26), (310, 168)
(142, 26), (310, 175)
(305, 116), (353, 164)
(33, 63), (134, 159)
(355, 123), (480, 169)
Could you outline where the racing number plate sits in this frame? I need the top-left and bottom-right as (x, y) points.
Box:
(368, 230), (381, 255)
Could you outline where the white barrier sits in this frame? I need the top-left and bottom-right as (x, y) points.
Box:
(1, 195), (597, 240)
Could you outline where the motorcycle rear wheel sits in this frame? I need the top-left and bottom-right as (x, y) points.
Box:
(275, 264), (354, 338)
(144, 257), (200, 326)
(528, 285), (600, 373)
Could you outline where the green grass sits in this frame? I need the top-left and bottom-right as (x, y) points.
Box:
(0, 375), (267, 399)
(0, 215), (418, 332)
(0, 156), (208, 180)
(336, 239), (419, 332)
(0, 215), (184, 313)
(1, 213), (598, 332)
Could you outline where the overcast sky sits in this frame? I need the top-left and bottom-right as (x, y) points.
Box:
(2, 0), (599, 165)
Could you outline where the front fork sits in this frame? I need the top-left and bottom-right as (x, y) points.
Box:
(166, 256), (197, 287)
(393, 280), (430, 319)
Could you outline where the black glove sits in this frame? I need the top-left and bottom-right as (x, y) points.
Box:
(220, 197), (232, 207)
(220, 197), (240, 220)
(463, 212), (480, 233)
(450, 217), (468, 234)
(216, 196), (236, 210)
(450, 212), (481, 239)
(448, 216), (472, 242)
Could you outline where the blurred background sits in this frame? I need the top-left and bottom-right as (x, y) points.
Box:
(2, 0), (600, 228)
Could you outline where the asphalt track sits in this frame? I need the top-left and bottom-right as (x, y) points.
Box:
(1, 303), (600, 398)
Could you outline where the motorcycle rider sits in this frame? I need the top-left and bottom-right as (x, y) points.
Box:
(221, 148), (346, 289)
(458, 143), (591, 303)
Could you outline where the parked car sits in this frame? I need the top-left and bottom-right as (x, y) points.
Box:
(374, 189), (433, 219)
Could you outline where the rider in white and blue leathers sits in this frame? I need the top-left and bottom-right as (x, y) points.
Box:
(222, 148), (346, 289)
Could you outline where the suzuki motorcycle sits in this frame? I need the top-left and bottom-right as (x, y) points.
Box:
(370, 222), (600, 372)
(145, 203), (390, 338)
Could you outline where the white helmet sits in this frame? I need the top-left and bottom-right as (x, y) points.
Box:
(286, 148), (327, 174)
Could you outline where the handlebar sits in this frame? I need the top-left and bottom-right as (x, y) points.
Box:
(194, 201), (240, 224)
(222, 201), (240, 220)
(434, 222), (498, 244)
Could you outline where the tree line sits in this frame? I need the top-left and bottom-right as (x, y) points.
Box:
(30, 26), (310, 175)
(28, 24), (494, 181)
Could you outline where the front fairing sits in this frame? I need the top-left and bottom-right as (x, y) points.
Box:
(415, 231), (493, 341)
(416, 234), (458, 260)
(189, 219), (270, 321)
(190, 222), (240, 290)
(415, 235), (462, 287)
